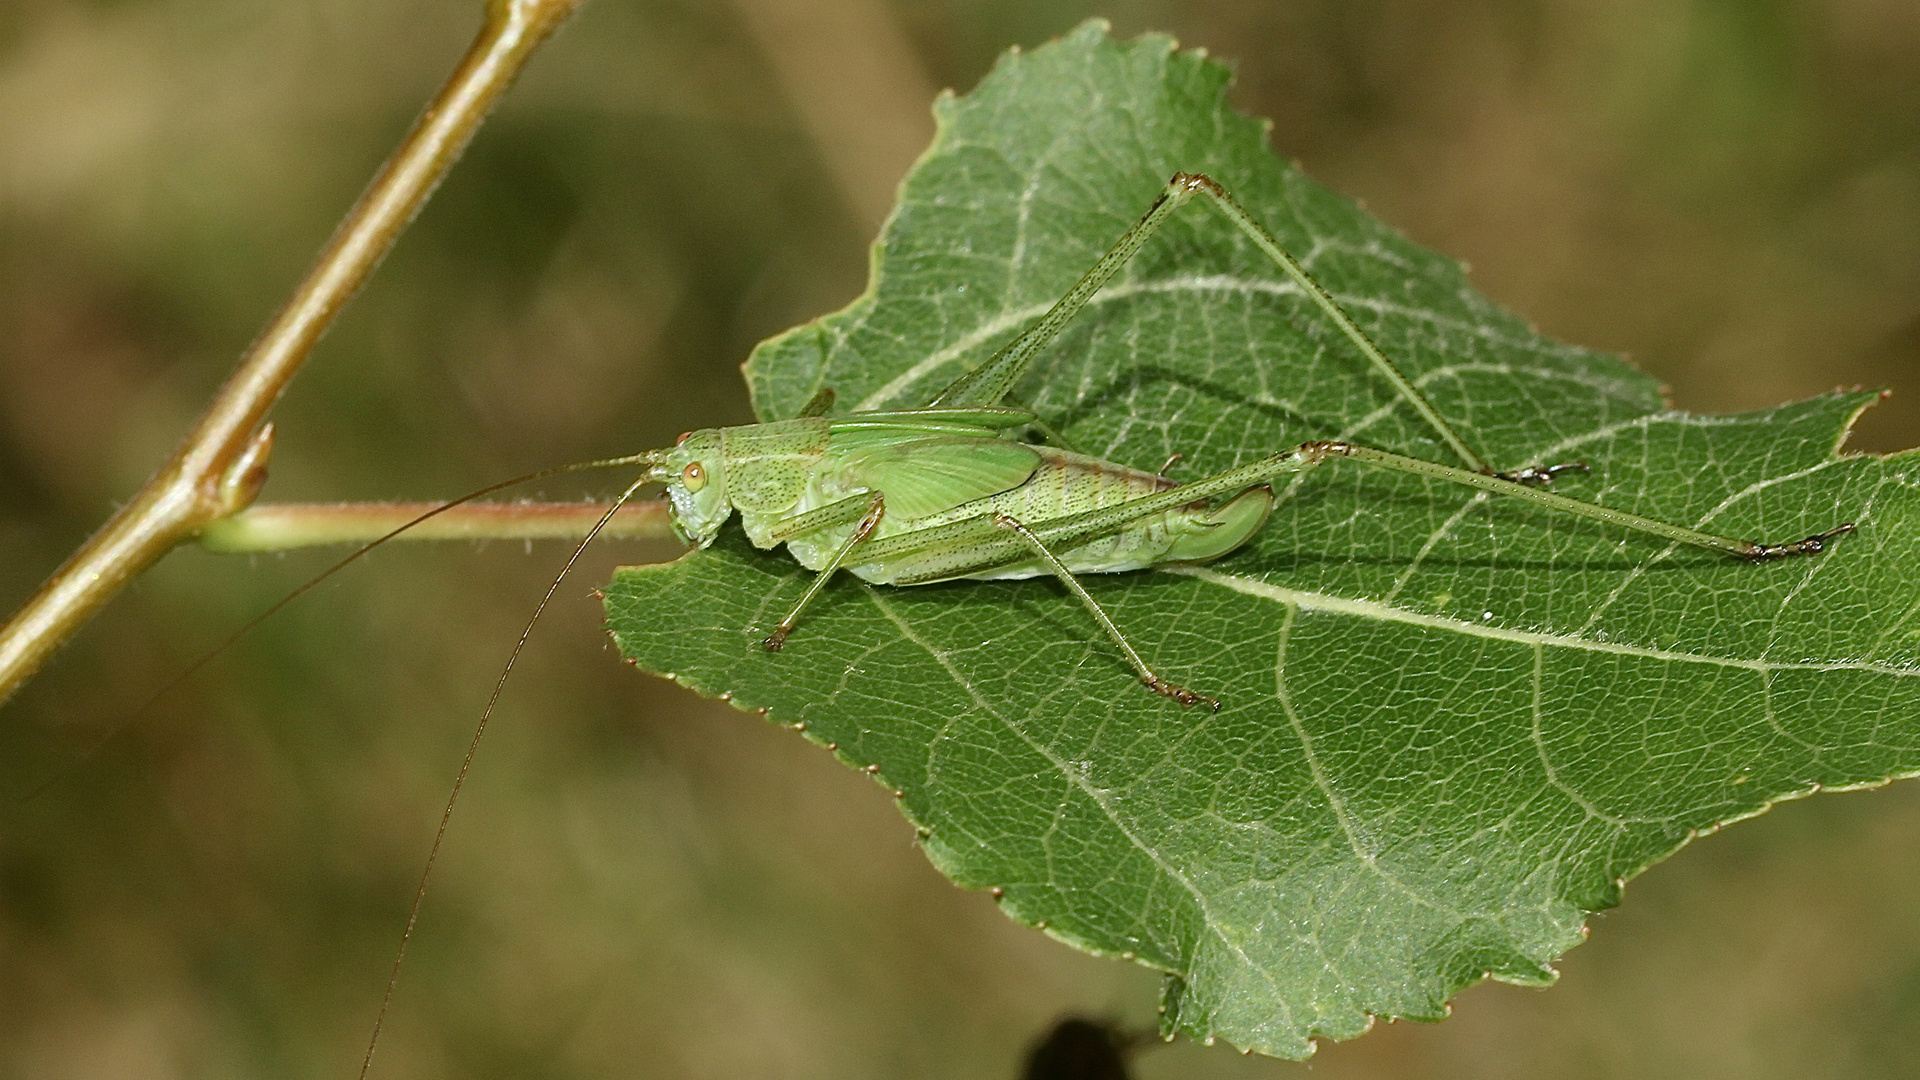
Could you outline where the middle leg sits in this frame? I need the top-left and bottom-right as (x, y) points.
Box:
(764, 492), (888, 651)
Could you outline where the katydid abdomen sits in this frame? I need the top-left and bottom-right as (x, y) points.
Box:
(780, 444), (1275, 585)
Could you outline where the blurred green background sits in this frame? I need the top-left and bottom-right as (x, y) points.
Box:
(2, 1), (1918, 1077)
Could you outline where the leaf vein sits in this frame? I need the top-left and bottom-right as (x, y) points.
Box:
(864, 588), (1287, 1014)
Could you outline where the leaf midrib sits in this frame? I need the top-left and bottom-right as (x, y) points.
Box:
(1172, 564), (1891, 675)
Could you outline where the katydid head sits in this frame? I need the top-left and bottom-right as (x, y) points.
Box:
(651, 428), (732, 547)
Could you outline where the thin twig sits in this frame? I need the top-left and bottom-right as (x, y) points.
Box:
(0, 0), (589, 706)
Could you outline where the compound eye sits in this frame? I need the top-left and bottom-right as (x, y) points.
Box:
(681, 461), (707, 492)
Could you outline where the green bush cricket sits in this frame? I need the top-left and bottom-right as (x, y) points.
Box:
(626, 172), (1853, 710)
(339, 169), (1858, 1073)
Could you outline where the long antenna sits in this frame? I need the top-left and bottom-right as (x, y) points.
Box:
(356, 469), (656, 1080)
(18, 453), (651, 805)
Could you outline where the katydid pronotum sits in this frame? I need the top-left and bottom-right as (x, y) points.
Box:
(612, 172), (1851, 711)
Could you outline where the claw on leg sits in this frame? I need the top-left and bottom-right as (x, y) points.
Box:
(1744, 522), (1856, 561)
(1494, 462), (1588, 486)
(1145, 675), (1220, 711)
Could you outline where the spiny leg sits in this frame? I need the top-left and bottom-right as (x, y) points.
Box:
(931, 168), (1590, 483)
(861, 441), (1851, 573)
(929, 174), (1487, 468)
(763, 493), (887, 651)
(1293, 442), (1853, 560)
(1091, 440), (1850, 561)
(820, 441), (1846, 706)
(991, 513), (1220, 711)
(1167, 173), (1494, 473)
(1173, 175), (1604, 484)
(928, 174), (1205, 411)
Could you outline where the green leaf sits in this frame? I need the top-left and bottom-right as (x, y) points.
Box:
(604, 20), (1919, 1059)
